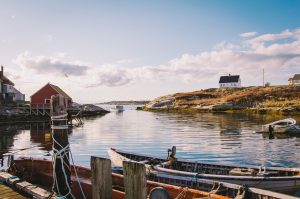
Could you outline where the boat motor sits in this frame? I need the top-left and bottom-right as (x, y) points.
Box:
(167, 146), (176, 159)
(167, 146), (177, 168)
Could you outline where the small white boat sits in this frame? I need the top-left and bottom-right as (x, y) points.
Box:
(261, 118), (300, 133)
(110, 105), (124, 112)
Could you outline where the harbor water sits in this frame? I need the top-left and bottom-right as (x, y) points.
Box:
(1, 105), (300, 170)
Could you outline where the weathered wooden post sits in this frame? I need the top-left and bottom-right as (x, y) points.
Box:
(123, 161), (147, 199)
(91, 156), (112, 199)
(51, 94), (72, 198)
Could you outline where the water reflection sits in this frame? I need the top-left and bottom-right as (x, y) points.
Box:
(30, 123), (52, 151)
(0, 109), (300, 170)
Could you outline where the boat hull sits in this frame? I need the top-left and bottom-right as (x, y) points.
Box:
(108, 148), (300, 194)
(9, 157), (231, 199)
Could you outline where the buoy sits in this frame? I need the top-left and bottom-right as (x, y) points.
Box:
(149, 187), (170, 199)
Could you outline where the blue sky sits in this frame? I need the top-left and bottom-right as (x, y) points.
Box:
(1, 0), (300, 103)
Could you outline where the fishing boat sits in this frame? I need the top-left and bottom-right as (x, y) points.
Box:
(111, 105), (124, 112)
(259, 118), (300, 133)
(7, 157), (298, 199)
(108, 147), (300, 193)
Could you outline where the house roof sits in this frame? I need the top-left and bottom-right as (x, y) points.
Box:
(49, 84), (72, 99)
(219, 75), (240, 83)
(2, 75), (14, 86)
(291, 74), (300, 80)
(30, 83), (72, 99)
(13, 87), (24, 95)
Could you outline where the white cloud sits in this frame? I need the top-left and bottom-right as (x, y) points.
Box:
(240, 32), (257, 38)
(13, 28), (300, 88)
(13, 51), (89, 77)
(46, 34), (53, 42)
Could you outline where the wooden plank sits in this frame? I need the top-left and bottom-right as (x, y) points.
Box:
(91, 156), (112, 199)
(0, 184), (27, 199)
(123, 161), (147, 199)
(16, 181), (52, 199)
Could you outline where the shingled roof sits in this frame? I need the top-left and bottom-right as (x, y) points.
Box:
(219, 75), (240, 83)
(49, 84), (72, 99)
(30, 83), (72, 99)
(290, 74), (300, 80)
(2, 75), (15, 86)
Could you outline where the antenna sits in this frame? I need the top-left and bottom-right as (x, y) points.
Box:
(263, 68), (265, 87)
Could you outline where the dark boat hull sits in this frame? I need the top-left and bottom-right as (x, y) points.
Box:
(9, 157), (231, 199)
(108, 148), (300, 194)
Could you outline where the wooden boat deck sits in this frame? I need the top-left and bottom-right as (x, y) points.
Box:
(0, 184), (28, 199)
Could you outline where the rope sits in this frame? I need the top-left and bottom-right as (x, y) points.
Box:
(175, 187), (189, 199)
(3, 144), (51, 156)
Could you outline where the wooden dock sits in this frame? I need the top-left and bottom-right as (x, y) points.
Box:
(0, 172), (52, 199)
(0, 184), (27, 199)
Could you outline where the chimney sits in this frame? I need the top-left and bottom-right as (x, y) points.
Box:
(0, 65), (3, 79)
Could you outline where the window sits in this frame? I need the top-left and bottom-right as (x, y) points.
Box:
(45, 99), (50, 104)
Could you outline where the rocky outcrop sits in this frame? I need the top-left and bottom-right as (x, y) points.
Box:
(145, 95), (176, 109)
(79, 104), (109, 116)
(143, 86), (300, 114)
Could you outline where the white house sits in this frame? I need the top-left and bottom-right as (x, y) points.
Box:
(219, 74), (241, 88)
(13, 87), (25, 101)
(288, 74), (300, 85)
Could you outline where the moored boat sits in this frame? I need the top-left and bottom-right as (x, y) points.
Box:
(108, 147), (300, 194)
(259, 118), (300, 133)
(8, 157), (244, 199)
(111, 105), (124, 112)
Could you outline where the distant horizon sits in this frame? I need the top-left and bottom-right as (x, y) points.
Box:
(1, 0), (300, 103)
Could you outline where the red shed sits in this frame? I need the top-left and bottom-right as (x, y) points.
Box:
(31, 83), (73, 108)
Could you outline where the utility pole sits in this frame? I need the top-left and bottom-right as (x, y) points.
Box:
(263, 68), (265, 87)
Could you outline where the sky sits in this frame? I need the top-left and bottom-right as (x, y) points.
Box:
(1, 0), (300, 103)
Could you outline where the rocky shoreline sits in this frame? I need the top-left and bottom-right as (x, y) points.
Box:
(143, 86), (300, 115)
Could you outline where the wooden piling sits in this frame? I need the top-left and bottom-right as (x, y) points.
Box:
(91, 156), (112, 199)
(51, 94), (72, 198)
(123, 161), (147, 199)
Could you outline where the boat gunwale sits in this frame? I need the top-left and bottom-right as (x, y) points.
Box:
(154, 172), (300, 199)
(111, 148), (300, 178)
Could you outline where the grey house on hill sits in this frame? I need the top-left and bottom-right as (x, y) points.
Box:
(219, 74), (241, 88)
(288, 74), (300, 85)
(0, 66), (25, 104)
(0, 66), (15, 103)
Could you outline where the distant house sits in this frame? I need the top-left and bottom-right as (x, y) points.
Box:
(31, 83), (73, 108)
(0, 66), (15, 103)
(219, 74), (241, 88)
(13, 87), (25, 101)
(288, 74), (300, 85)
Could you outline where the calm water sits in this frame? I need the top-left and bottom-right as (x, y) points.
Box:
(1, 106), (300, 170)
